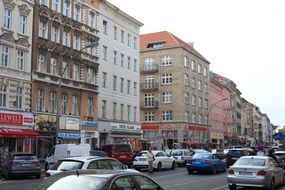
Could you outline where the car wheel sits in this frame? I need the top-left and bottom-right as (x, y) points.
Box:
(171, 161), (176, 169)
(188, 169), (193, 174)
(212, 166), (217, 174)
(157, 162), (162, 172)
(269, 178), (275, 190)
(228, 184), (236, 190)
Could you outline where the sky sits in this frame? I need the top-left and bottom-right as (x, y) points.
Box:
(108, 0), (285, 126)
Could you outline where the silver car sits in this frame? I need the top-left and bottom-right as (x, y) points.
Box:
(227, 156), (285, 190)
(170, 149), (192, 166)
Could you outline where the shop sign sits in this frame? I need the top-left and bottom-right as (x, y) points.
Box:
(110, 123), (141, 133)
(0, 113), (34, 126)
(211, 132), (224, 140)
(187, 125), (209, 131)
(59, 117), (80, 130)
(35, 114), (56, 123)
(142, 125), (159, 130)
(80, 121), (98, 128)
(58, 132), (81, 139)
(81, 130), (99, 138)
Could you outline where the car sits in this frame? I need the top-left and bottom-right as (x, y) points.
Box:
(186, 153), (226, 174)
(272, 151), (285, 169)
(226, 148), (248, 167)
(190, 149), (210, 155)
(35, 169), (165, 190)
(227, 156), (285, 190)
(1, 152), (41, 179)
(45, 156), (138, 177)
(102, 144), (134, 166)
(90, 150), (107, 157)
(133, 150), (176, 171)
(170, 149), (192, 166)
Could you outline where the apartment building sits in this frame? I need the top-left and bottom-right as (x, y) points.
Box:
(98, 0), (143, 147)
(31, 0), (100, 158)
(140, 31), (210, 150)
(0, 0), (36, 156)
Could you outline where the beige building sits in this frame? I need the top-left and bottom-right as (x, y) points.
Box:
(140, 31), (210, 150)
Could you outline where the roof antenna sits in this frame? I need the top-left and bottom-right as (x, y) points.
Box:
(76, 170), (80, 177)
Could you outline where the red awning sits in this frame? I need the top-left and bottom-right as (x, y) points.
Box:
(0, 128), (40, 138)
(182, 141), (207, 145)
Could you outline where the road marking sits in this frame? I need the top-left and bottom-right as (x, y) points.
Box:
(209, 185), (228, 190)
(152, 172), (187, 179)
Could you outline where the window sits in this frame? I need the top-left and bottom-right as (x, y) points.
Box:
(198, 114), (202, 124)
(72, 95), (79, 115)
(113, 26), (117, 40)
(133, 176), (160, 190)
(192, 112), (197, 123)
(134, 106), (137, 122)
(161, 55), (172, 66)
(204, 83), (208, 93)
(50, 91), (57, 113)
(62, 61), (68, 78)
(120, 30), (124, 43)
(144, 75), (154, 89)
(204, 115), (208, 125)
(185, 111), (190, 121)
(162, 73), (172, 84)
(184, 56), (189, 67)
(127, 56), (131, 69)
(204, 99), (208, 109)
(120, 104), (124, 120)
(73, 35), (81, 50)
(134, 36), (137, 49)
(162, 92), (172, 103)
(0, 85), (8, 108)
(113, 75), (117, 91)
(3, 8), (11, 29)
(191, 77), (196, 88)
(62, 94), (68, 114)
(191, 95), (196, 106)
(185, 93), (190, 104)
(111, 177), (136, 190)
(191, 60), (195, 71)
(197, 63), (202, 74)
(198, 97), (202, 107)
(17, 50), (25, 71)
(63, 31), (70, 47)
(73, 64), (79, 81)
(120, 78), (124, 92)
(133, 82), (137, 96)
(113, 102), (117, 120)
(52, 0), (60, 12)
(50, 58), (57, 75)
(103, 46), (107, 60)
(74, 4), (81, 22)
(63, 0), (70, 17)
(145, 112), (154, 122)
(38, 54), (45, 72)
(1, 46), (10, 67)
(19, 15), (27, 35)
(88, 12), (95, 28)
(113, 50), (117, 65)
(184, 74), (189, 85)
(197, 80), (202, 90)
(134, 59), (137, 72)
(144, 57), (154, 71)
(37, 89), (44, 111)
(87, 98), (93, 116)
(127, 80), (131, 94)
(103, 20), (107, 34)
(16, 87), (23, 110)
(87, 67), (95, 83)
(102, 72), (107, 88)
(40, 0), (48, 6)
(144, 93), (154, 107)
(39, 21), (47, 38)
(120, 53), (124, 67)
(162, 110), (173, 121)
(127, 33), (131, 46)
(203, 66), (208, 77)
(127, 105), (131, 121)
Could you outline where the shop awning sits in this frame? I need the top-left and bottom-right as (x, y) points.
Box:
(0, 128), (40, 138)
(182, 141), (207, 145)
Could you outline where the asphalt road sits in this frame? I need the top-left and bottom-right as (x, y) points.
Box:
(1, 167), (285, 190)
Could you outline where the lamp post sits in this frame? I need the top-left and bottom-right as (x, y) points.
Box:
(54, 42), (97, 145)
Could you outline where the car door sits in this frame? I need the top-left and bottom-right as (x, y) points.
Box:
(269, 158), (284, 185)
(213, 154), (224, 170)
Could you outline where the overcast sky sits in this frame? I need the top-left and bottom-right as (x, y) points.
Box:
(108, 0), (285, 126)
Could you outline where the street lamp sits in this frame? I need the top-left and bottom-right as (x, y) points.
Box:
(54, 42), (97, 144)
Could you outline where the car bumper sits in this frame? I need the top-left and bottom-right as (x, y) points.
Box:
(186, 164), (213, 172)
(9, 170), (41, 176)
(227, 175), (268, 188)
(133, 161), (149, 168)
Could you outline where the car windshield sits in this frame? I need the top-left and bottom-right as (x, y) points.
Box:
(228, 150), (243, 157)
(52, 160), (84, 171)
(235, 158), (266, 166)
(193, 154), (212, 159)
(171, 150), (183, 156)
(136, 152), (147, 157)
(34, 175), (106, 190)
(13, 154), (37, 160)
(274, 153), (285, 156)
(114, 145), (131, 152)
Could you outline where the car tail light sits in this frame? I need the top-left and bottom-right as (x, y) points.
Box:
(45, 172), (51, 178)
(227, 169), (234, 174)
(187, 159), (192, 164)
(204, 159), (212, 164)
(257, 170), (266, 176)
(11, 161), (20, 167)
(33, 161), (41, 167)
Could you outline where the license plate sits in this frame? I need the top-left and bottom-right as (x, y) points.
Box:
(194, 161), (201, 164)
(120, 156), (126, 158)
(239, 171), (252, 176)
(22, 164), (31, 166)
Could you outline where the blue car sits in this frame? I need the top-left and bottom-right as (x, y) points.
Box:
(186, 153), (226, 174)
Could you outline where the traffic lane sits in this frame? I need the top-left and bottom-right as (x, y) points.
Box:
(0, 177), (43, 190)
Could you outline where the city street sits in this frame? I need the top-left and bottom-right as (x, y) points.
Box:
(1, 167), (285, 190)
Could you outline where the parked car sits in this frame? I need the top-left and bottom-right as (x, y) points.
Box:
(186, 153), (226, 174)
(189, 149), (210, 155)
(272, 151), (285, 169)
(170, 149), (192, 166)
(133, 150), (176, 171)
(226, 148), (248, 167)
(36, 170), (165, 190)
(1, 152), (41, 179)
(45, 156), (137, 177)
(227, 156), (285, 190)
(102, 144), (133, 166)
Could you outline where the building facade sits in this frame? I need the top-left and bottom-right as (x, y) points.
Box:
(140, 31), (210, 150)
(253, 105), (262, 142)
(0, 0), (37, 157)
(261, 113), (270, 143)
(31, 0), (100, 159)
(97, 0), (143, 148)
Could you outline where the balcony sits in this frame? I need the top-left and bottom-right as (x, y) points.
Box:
(140, 101), (159, 109)
(140, 82), (159, 91)
(140, 65), (158, 73)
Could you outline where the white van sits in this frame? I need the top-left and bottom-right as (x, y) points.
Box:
(45, 144), (91, 170)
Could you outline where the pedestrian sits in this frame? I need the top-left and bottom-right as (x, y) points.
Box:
(257, 143), (265, 156)
(147, 146), (154, 174)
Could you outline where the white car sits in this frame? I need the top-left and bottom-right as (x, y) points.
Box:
(133, 150), (176, 171)
(45, 156), (138, 178)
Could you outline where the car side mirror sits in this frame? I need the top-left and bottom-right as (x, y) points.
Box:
(123, 165), (128, 169)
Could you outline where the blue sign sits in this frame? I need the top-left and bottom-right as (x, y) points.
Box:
(80, 121), (98, 128)
(58, 132), (81, 139)
(273, 133), (284, 140)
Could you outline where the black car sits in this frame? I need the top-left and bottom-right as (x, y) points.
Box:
(35, 170), (164, 190)
(226, 148), (248, 167)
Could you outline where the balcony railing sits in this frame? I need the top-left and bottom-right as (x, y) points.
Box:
(140, 101), (159, 109)
(140, 65), (158, 73)
(140, 82), (159, 91)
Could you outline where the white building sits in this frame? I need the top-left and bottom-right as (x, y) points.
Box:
(98, 0), (143, 147)
(261, 114), (270, 143)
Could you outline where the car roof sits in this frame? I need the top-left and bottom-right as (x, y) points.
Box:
(229, 148), (244, 151)
(274, 151), (285, 154)
(240, 156), (268, 159)
(59, 156), (114, 161)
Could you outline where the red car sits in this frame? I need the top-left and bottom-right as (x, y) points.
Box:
(102, 144), (133, 166)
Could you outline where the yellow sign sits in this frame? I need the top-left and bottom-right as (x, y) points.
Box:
(211, 132), (224, 140)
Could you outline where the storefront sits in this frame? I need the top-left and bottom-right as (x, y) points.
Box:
(161, 124), (179, 150)
(211, 132), (224, 144)
(141, 125), (160, 150)
(58, 116), (81, 144)
(0, 111), (38, 157)
(182, 125), (210, 149)
(80, 121), (99, 150)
